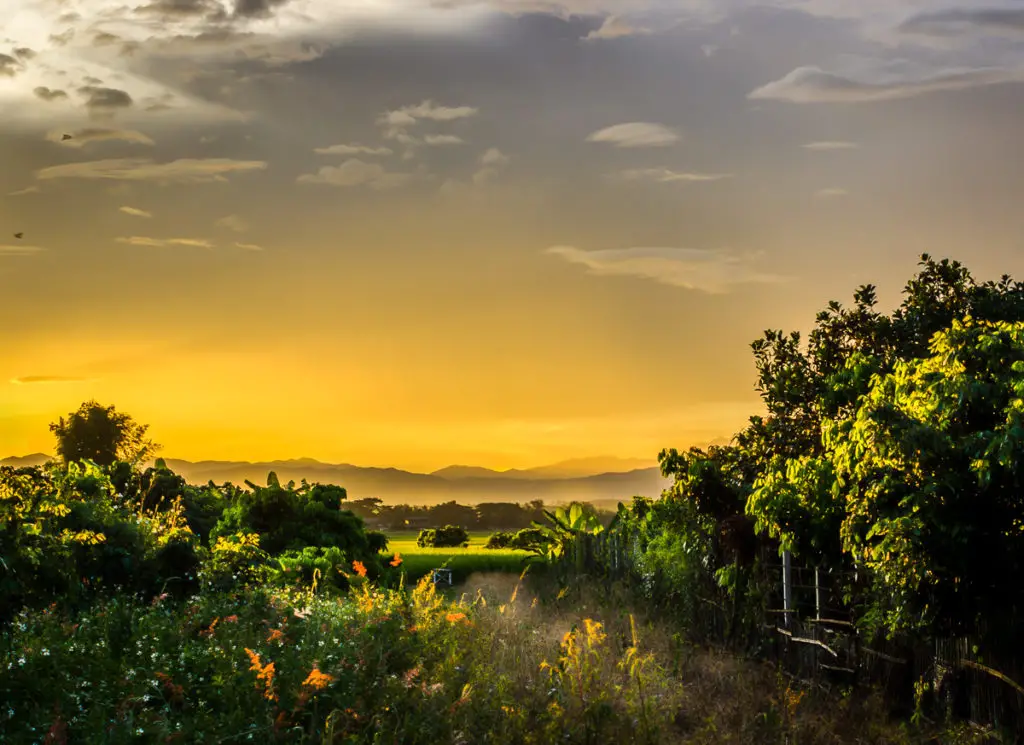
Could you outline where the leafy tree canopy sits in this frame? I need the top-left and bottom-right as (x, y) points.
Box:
(49, 400), (158, 468)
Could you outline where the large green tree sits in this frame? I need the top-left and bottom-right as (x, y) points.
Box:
(49, 401), (159, 468)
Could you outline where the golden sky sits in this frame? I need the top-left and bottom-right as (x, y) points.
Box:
(3, 0), (1024, 471)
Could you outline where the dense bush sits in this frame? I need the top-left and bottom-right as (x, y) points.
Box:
(211, 472), (378, 563)
(416, 525), (470, 548)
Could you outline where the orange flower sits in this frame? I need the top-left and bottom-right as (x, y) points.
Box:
(200, 618), (219, 637)
(445, 612), (472, 626)
(243, 648), (278, 701)
(223, 615), (238, 623)
(389, 553), (403, 567)
(302, 665), (335, 692)
(352, 560), (367, 578)
(266, 628), (285, 644)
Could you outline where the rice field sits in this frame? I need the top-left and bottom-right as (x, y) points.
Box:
(381, 531), (534, 584)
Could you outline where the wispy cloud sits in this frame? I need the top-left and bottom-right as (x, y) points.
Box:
(234, 242), (264, 251)
(899, 8), (1024, 38)
(802, 141), (859, 150)
(612, 167), (732, 184)
(815, 187), (849, 198)
(314, 143), (393, 156)
(378, 100), (479, 130)
(586, 122), (679, 147)
(749, 63), (1024, 103)
(215, 214), (248, 232)
(35, 158), (267, 183)
(116, 236), (215, 247)
(423, 134), (465, 146)
(49, 128), (155, 148)
(545, 246), (790, 294)
(119, 205), (152, 218)
(6, 186), (40, 196)
(0, 244), (45, 255)
(9, 374), (90, 386)
(296, 159), (420, 189)
(584, 15), (652, 41)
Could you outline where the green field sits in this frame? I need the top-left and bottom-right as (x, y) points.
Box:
(381, 531), (534, 584)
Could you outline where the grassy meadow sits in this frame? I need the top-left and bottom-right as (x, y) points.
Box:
(382, 531), (533, 585)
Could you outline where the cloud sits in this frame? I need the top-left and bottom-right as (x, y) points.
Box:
(802, 141), (859, 150)
(815, 187), (849, 198)
(314, 143), (393, 156)
(584, 15), (651, 40)
(0, 244), (45, 255)
(10, 375), (90, 385)
(586, 122), (679, 148)
(35, 158), (267, 184)
(472, 147), (510, 185)
(0, 54), (21, 77)
(78, 86), (134, 117)
(120, 205), (153, 218)
(48, 128), (155, 147)
(613, 167), (732, 184)
(296, 159), (419, 189)
(479, 147), (510, 167)
(215, 214), (248, 232)
(546, 246), (790, 294)
(379, 100), (479, 129)
(116, 236), (215, 247)
(7, 186), (40, 196)
(234, 241), (264, 251)
(33, 86), (68, 101)
(749, 64), (1024, 103)
(424, 134), (465, 146)
(899, 8), (1024, 38)
(233, 0), (291, 19)
(134, 0), (229, 21)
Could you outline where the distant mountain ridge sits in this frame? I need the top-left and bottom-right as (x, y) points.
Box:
(0, 453), (670, 505)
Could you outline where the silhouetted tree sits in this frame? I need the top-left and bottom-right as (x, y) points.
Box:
(49, 400), (158, 468)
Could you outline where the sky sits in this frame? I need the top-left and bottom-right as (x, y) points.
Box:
(3, 0), (1024, 472)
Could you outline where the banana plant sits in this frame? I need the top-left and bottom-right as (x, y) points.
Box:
(531, 503), (605, 571)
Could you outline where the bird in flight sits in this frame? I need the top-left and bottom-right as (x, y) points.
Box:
(61, 133), (72, 141)
(13, 232), (23, 239)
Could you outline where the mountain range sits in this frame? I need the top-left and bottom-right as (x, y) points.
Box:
(0, 454), (670, 505)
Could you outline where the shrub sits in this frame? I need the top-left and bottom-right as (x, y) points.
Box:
(211, 472), (377, 563)
(485, 531), (514, 549)
(416, 525), (470, 548)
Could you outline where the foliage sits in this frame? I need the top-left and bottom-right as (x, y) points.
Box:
(49, 400), (159, 468)
(416, 524), (470, 548)
(211, 472), (377, 563)
(0, 574), (965, 745)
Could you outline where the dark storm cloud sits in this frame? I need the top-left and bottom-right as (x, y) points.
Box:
(0, 53), (20, 76)
(33, 86), (68, 101)
(78, 86), (134, 113)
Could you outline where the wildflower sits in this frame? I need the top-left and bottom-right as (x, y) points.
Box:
(200, 618), (219, 638)
(445, 612), (472, 626)
(223, 615), (238, 623)
(243, 648), (277, 701)
(266, 628), (285, 644)
(352, 560), (367, 578)
(390, 553), (402, 567)
(302, 665), (335, 692)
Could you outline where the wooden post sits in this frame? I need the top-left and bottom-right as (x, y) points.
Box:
(782, 550), (793, 629)
(815, 567), (822, 621)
